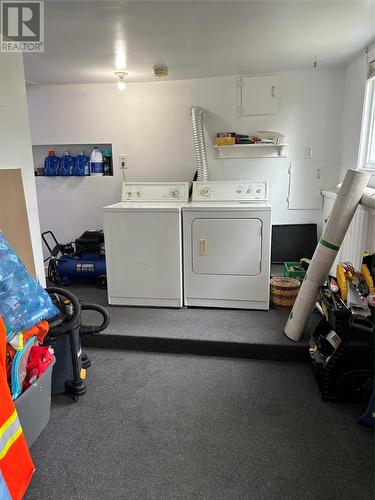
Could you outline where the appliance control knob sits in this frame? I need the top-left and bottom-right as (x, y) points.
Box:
(236, 189), (242, 194)
(170, 189), (179, 199)
(256, 189), (261, 194)
(247, 187), (252, 193)
(201, 187), (211, 197)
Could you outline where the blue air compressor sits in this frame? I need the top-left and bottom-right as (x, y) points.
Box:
(42, 230), (107, 288)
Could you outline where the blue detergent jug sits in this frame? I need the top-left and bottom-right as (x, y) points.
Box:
(44, 150), (60, 176)
(58, 150), (75, 176)
(74, 150), (90, 176)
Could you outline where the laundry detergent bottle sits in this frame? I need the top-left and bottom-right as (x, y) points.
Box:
(74, 150), (90, 176)
(102, 149), (113, 176)
(90, 147), (104, 176)
(58, 150), (75, 176)
(44, 150), (60, 176)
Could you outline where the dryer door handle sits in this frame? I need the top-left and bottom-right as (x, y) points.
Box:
(199, 239), (208, 256)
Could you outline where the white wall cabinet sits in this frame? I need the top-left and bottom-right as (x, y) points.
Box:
(288, 160), (324, 210)
(239, 74), (280, 116)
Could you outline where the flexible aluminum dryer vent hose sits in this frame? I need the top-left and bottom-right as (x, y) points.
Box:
(190, 106), (208, 182)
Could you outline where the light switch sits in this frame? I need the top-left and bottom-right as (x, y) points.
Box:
(119, 154), (128, 169)
(305, 146), (313, 159)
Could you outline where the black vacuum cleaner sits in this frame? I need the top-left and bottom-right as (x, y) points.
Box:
(45, 287), (110, 401)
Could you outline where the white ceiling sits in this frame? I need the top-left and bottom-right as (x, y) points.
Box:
(24, 0), (375, 85)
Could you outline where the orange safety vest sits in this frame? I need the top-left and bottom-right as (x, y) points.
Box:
(0, 316), (34, 499)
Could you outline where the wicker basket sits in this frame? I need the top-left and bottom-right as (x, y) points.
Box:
(270, 277), (301, 310)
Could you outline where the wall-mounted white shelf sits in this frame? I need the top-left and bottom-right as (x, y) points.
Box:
(214, 143), (287, 159)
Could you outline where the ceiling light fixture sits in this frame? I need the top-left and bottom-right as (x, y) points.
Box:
(114, 71), (128, 90)
(152, 65), (168, 77)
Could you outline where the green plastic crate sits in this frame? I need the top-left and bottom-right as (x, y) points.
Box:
(284, 261), (306, 281)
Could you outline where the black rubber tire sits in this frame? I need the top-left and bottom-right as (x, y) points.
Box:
(97, 275), (107, 289)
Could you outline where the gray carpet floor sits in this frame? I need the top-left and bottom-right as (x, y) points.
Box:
(26, 349), (373, 500)
(69, 283), (318, 345)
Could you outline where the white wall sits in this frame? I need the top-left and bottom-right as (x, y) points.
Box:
(27, 68), (345, 249)
(0, 53), (45, 284)
(339, 51), (368, 180)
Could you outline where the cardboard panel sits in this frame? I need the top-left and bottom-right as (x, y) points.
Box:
(0, 169), (36, 276)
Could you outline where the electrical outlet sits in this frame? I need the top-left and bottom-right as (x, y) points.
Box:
(119, 154), (128, 169)
(305, 146), (313, 159)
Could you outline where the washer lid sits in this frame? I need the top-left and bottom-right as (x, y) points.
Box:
(103, 201), (187, 212)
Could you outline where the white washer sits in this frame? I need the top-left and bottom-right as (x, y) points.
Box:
(103, 182), (189, 307)
(183, 181), (272, 310)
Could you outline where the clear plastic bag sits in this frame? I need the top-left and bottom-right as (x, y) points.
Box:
(0, 232), (59, 339)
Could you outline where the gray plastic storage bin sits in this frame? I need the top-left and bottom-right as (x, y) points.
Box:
(15, 358), (55, 448)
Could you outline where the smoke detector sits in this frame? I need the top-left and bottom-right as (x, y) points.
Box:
(152, 66), (168, 77)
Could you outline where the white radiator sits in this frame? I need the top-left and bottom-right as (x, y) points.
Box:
(322, 190), (375, 273)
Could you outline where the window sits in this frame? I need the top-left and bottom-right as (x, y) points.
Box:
(358, 60), (375, 171)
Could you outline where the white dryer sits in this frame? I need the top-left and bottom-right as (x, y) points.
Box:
(183, 181), (272, 310)
(103, 182), (189, 307)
